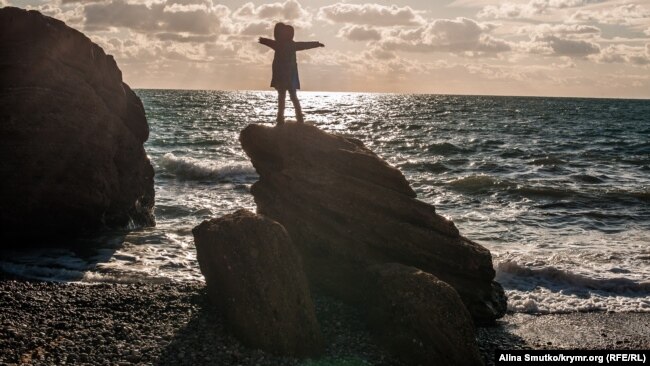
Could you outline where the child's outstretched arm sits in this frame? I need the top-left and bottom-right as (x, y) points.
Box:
(258, 37), (277, 50)
(295, 41), (324, 51)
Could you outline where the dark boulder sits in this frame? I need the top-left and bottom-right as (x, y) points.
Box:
(239, 122), (506, 324)
(192, 209), (323, 357)
(0, 7), (154, 243)
(365, 263), (483, 366)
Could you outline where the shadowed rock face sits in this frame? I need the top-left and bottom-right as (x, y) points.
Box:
(192, 209), (324, 358)
(240, 122), (506, 324)
(366, 263), (483, 366)
(0, 7), (154, 242)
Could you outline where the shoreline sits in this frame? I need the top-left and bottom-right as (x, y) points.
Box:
(1, 278), (648, 366)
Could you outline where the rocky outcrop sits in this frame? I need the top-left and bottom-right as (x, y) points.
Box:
(192, 209), (323, 357)
(240, 122), (506, 324)
(0, 7), (154, 243)
(365, 263), (483, 366)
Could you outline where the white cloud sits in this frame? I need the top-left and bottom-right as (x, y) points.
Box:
(237, 21), (272, 36)
(524, 35), (600, 57)
(61, 0), (107, 3)
(569, 4), (650, 25)
(83, 0), (230, 35)
(366, 44), (396, 59)
(338, 25), (381, 41)
(379, 17), (511, 56)
(155, 32), (218, 43)
(519, 23), (600, 37)
(594, 44), (650, 65)
(234, 1), (309, 22)
(27, 2), (85, 25)
(318, 3), (424, 26)
(232, 0), (312, 30)
(479, 0), (606, 19)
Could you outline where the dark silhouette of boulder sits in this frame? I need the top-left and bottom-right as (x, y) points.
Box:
(0, 7), (154, 243)
(192, 209), (324, 357)
(365, 263), (483, 366)
(239, 122), (506, 324)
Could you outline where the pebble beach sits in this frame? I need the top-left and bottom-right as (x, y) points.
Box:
(2, 277), (649, 366)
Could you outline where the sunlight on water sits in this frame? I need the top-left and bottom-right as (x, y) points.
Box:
(2, 90), (648, 314)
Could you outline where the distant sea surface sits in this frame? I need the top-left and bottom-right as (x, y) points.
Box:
(2, 90), (649, 314)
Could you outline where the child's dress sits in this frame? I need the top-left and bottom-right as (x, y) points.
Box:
(260, 39), (321, 91)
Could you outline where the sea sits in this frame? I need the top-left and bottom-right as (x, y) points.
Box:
(1, 90), (649, 314)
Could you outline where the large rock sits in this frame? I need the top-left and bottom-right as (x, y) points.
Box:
(240, 122), (506, 324)
(192, 209), (324, 357)
(0, 7), (154, 242)
(365, 263), (483, 366)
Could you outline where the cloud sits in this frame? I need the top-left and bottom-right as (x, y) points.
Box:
(26, 2), (85, 25)
(84, 0), (229, 35)
(91, 28), (249, 66)
(524, 35), (600, 57)
(338, 25), (381, 41)
(379, 17), (511, 56)
(155, 32), (218, 43)
(232, 0), (312, 30)
(519, 23), (600, 37)
(594, 44), (650, 65)
(366, 45), (396, 60)
(237, 21), (273, 36)
(569, 4), (650, 25)
(234, 0), (309, 22)
(318, 3), (424, 26)
(479, 0), (605, 19)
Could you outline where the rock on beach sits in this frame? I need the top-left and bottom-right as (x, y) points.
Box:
(192, 209), (324, 357)
(0, 7), (155, 243)
(239, 122), (507, 324)
(366, 263), (484, 366)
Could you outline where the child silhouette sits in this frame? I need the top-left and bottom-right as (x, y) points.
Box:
(259, 23), (324, 125)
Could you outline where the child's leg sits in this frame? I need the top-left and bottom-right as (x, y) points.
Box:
(289, 89), (304, 123)
(277, 89), (287, 124)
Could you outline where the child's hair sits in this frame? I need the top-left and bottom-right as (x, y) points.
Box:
(273, 22), (294, 42)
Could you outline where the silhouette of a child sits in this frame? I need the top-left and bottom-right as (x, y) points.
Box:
(259, 23), (324, 125)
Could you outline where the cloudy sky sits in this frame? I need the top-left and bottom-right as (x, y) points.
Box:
(8, 0), (650, 97)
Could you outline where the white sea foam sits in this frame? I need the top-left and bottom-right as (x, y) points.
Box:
(159, 153), (257, 182)
(81, 271), (172, 284)
(494, 254), (650, 314)
(497, 260), (650, 293)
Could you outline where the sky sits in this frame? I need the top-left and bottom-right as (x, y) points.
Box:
(7, 0), (650, 98)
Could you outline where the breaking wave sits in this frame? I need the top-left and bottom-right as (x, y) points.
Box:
(159, 153), (257, 182)
(496, 260), (650, 293)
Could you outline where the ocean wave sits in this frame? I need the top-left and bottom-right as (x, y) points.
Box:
(608, 189), (650, 202)
(496, 260), (650, 293)
(571, 174), (605, 184)
(514, 186), (577, 199)
(427, 142), (470, 155)
(448, 175), (513, 193)
(159, 153), (257, 182)
(527, 157), (567, 166)
(400, 161), (450, 173)
(0, 261), (86, 282)
(500, 148), (526, 158)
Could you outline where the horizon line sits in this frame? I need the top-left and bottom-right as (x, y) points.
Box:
(131, 87), (650, 101)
